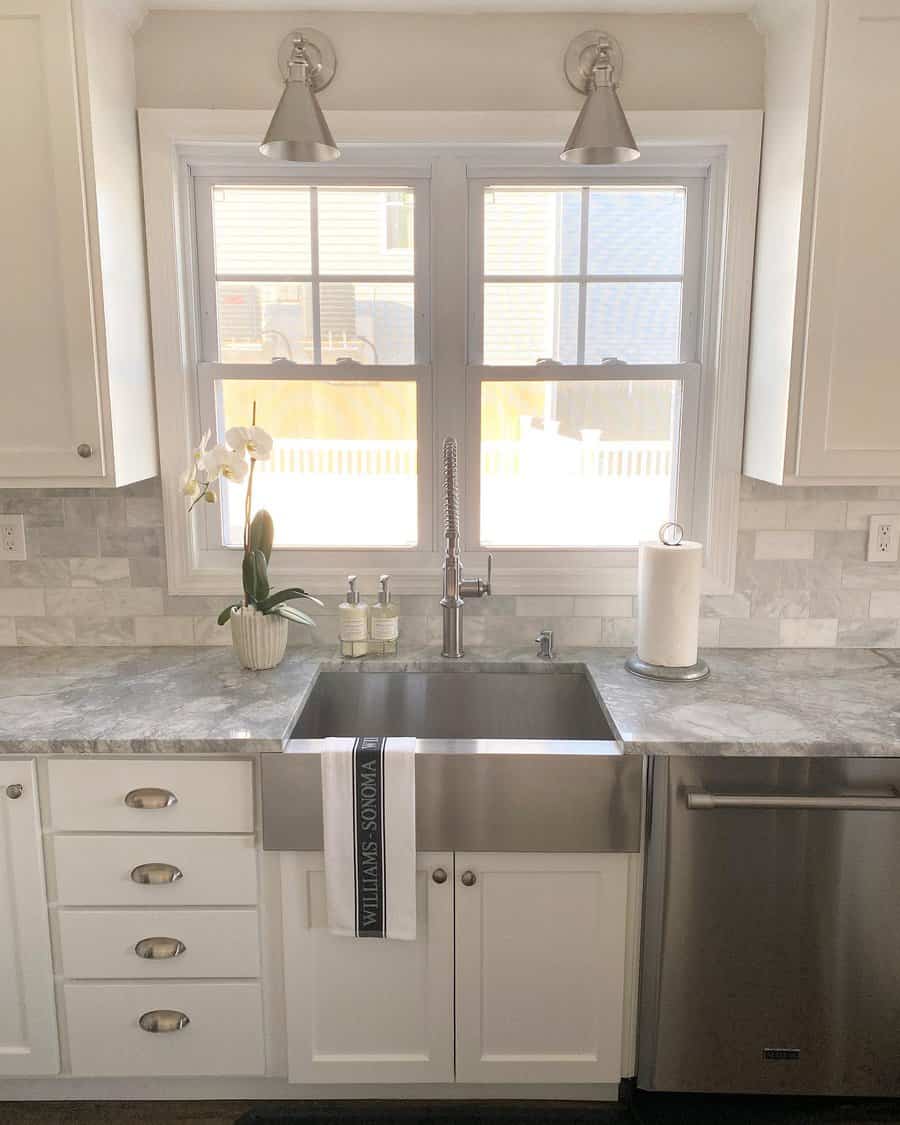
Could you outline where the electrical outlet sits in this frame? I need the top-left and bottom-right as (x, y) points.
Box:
(0, 515), (26, 561)
(867, 515), (900, 563)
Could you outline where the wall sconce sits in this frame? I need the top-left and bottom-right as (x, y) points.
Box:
(260, 28), (340, 162)
(561, 31), (640, 165)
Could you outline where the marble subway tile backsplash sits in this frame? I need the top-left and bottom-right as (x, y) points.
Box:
(0, 477), (898, 648)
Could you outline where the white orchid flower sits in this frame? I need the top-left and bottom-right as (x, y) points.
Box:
(203, 485), (217, 503)
(192, 429), (212, 465)
(225, 425), (274, 461)
(204, 444), (249, 484)
(179, 467), (201, 498)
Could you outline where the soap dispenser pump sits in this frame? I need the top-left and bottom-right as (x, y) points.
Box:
(369, 573), (399, 656)
(338, 575), (368, 658)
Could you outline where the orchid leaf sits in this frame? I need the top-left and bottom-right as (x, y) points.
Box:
(242, 548), (269, 604)
(272, 604), (317, 628)
(257, 587), (323, 614)
(216, 602), (242, 626)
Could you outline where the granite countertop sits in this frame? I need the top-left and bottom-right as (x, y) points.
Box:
(0, 644), (898, 757)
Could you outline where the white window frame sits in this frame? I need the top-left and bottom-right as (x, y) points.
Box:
(139, 109), (761, 596)
(191, 168), (432, 568)
(467, 171), (705, 557)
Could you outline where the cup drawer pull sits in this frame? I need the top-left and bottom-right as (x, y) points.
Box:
(124, 788), (178, 810)
(139, 1009), (190, 1034)
(130, 862), (183, 886)
(134, 936), (187, 960)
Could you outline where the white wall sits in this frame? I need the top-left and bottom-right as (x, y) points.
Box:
(135, 10), (763, 111)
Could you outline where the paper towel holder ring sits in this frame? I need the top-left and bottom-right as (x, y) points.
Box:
(659, 521), (684, 546)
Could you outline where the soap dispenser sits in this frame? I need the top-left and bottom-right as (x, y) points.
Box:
(338, 575), (368, 658)
(369, 573), (399, 656)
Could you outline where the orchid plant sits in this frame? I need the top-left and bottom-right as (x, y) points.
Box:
(182, 415), (322, 630)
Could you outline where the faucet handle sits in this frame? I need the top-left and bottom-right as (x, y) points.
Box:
(535, 629), (554, 659)
(459, 553), (493, 599)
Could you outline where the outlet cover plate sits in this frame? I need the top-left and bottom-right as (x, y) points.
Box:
(867, 515), (900, 563)
(0, 515), (26, 561)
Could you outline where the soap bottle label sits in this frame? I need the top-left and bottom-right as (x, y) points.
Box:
(372, 616), (399, 641)
(340, 614), (367, 642)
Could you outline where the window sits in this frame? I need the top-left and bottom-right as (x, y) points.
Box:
(149, 128), (754, 593)
(194, 175), (430, 557)
(469, 179), (704, 549)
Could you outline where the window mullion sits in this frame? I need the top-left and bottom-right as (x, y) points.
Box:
(310, 187), (322, 365)
(576, 186), (590, 365)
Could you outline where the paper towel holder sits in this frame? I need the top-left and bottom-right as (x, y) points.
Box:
(625, 522), (711, 683)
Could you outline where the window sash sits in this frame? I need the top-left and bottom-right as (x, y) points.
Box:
(195, 361), (435, 558)
(193, 175), (431, 366)
(467, 175), (707, 366)
(465, 362), (700, 556)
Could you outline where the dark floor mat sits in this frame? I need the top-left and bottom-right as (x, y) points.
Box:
(236, 1101), (632, 1125)
(631, 1093), (900, 1125)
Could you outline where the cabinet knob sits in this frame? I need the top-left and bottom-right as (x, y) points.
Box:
(125, 788), (178, 810)
(460, 870), (477, 887)
(432, 867), (448, 885)
(5, 784), (23, 800)
(76, 443), (93, 459)
(139, 1010), (190, 1034)
(130, 862), (183, 886)
(134, 936), (187, 960)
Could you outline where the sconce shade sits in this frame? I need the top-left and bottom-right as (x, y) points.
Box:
(259, 78), (339, 162)
(561, 81), (640, 165)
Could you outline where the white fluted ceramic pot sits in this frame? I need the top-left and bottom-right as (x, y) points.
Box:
(229, 606), (288, 670)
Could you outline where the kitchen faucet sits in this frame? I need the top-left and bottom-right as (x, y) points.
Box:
(441, 437), (492, 658)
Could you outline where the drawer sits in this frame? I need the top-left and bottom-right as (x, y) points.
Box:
(64, 981), (265, 1076)
(47, 759), (254, 833)
(58, 909), (261, 979)
(54, 835), (258, 907)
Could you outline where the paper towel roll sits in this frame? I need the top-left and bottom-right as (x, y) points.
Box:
(636, 538), (703, 668)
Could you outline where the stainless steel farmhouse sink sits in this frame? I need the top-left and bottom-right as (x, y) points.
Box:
(262, 667), (641, 855)
(290, 670), (616, 742)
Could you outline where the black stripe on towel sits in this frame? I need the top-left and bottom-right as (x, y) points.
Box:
(353, 736), (386, 938)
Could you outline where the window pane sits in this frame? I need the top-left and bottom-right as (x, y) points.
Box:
(218, 380), (417, 548)
(584, 283), (682, 364)
(320, 282), (415, 365)
(318, 188), (414, 275)
(483, 282), (579, 365)
(216, 282), (314, 364)
(481, 380), (678, 547)
(212, 186), (311, 275)
(587, 188), (686, 275)
(484, 188), (582, 275)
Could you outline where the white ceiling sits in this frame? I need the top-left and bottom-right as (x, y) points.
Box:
(147, 0), (755, 12)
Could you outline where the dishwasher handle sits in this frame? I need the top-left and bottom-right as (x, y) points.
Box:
(687, 789), (900, 812)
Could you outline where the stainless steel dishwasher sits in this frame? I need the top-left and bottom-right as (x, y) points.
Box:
(638, 756), (900, 1097)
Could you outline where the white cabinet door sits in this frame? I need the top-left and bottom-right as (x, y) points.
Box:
(281, 852), (454, 1084)
(454, 852), (628, 1085)
(0, 0), (103, 480)
(797, 0), (900, 478)
(0, 762), (59, 1075)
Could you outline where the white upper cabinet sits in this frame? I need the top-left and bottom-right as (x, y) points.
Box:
(744, 0), (900, 483)
(0, 761), (59, 1076)
(0, 0), (156, 487)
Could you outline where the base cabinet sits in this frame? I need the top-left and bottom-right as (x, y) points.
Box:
(281, 851), (629, 1086)
(455, 853), (628, 1084)
(281, 852), (454, 1084)
(0, 762), (59, 1076)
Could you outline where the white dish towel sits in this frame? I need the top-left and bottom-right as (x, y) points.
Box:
(321, 736), (417, 940)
